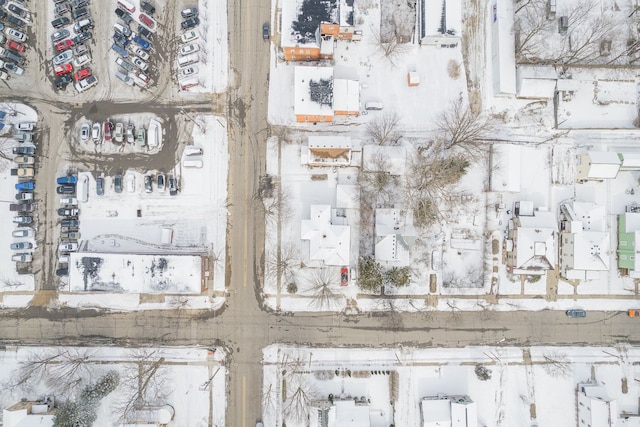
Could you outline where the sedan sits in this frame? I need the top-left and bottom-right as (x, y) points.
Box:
(14, 155), (34, 164)
(180, 65), (198, 77)
(157, 174), (165, 192)
(5, 27), (26, 42)
(51, 29), (69, 43)
(10, 242), (32, 250)
(6, 15), (26, 28)
(12, 253), (32, 262)
(133, 34), (151, 50)
(111, 43), (128, 57)
(144, 175), (152, 193)
(103, 121), (112, 141)
(91, 122), (101, 142)
(57, 207), (79, 217)
(13, 147), (34, 156)
(181, 17), (200, 30)
(114, 174), (123, 193)
(60, 219), (79, 227)
(139, 13), (154, 29)
(73, 68), (91, 81)
(629, 309), (640, 317)
(179, 43), (199, 55)
(80, 123), (90, 141)
(8, 4), (27, 17)
(55, 75), (73, 89)
(51, 17), (70, 29)
(263, 22), (270, 40)
(57, 185), (75, 194)
(141, 1), (156, 15)
(114, 122), (124, 143)
(72, 32), (92, 45)
(55, 39), (74, 52)
(181, 30), (198, 43)
(53, 50), (74, 65)
(114, 8), (133, 24)
(96, 176), (104, 195)
(12, 228), (33, 237)
(132, 56), (148, 71)
(181, 7), (198, 18)
(72, 54), (91, 68)
(4, 62), (23, 75)
(129, 45), (149, 60)
(113, 32), (129, 48)
(13, 216), (32, 224)
(5, 39), (24, 52)
(54, 63), (72, 76)
(566, 309), (586, 318)
(59, 242), (78, 251)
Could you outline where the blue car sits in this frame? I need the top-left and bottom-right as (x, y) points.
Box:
(15, 181), (34, 191)
(56, 175), (78, 185)
(111, 43), (129, 58)
(133, 34), (151, 50)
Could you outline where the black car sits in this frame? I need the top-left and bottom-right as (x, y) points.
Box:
(114, 174), (123, 193)
(144, 175), (152, 193)
(8, 4), (27, 17)
(13, 146), (34, 155)
(181, 7), (198, 18)
(115, 8), (133, 24)
(55, 268), (69, 276)
(96, 176), (104, 195)
(113, 32), (129, 47)
(54, 75), (73, 89)
(181, 17), (199, 30)
(56, 185), (76, 194)
(73, 31), (92, 44)
(169, 175), (178, 196)
(70, 0), (89, 8)
(138, 25), (151, 38)
(51, 17), (71, 28)
(140, 1), (155, 15)
(71, 7), (88, 20)
(61, 219), (79, 227)
(6, 15), (26, 28)
(0, 10), (6, 20)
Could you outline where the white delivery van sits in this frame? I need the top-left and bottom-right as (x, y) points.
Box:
(178, 53), (199, 67)
(365, 101), (384, 110)
(77, 174), (89, 203)
(183, 159), (203, 168)
(184, 146), (203, 156)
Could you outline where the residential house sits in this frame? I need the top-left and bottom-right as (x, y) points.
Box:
(301, 204), (351, 266)
(420, 395), (478, 427)
(3, 397), (55, 427)
(559, 201), (610, 280)
(301, 136), (360, 167)
(375, 208), (417, 267)
(294, 66), (360, 123)
(309, 399), (370, 427)
(490, 144), (521, 192)
(617, 209), (640, 277)
(576, 151), (621, 182)
(577, 382), (616, 427)
(506, 206), (558, 275)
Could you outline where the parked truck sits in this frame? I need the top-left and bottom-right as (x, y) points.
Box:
(11, 167), (34, 177)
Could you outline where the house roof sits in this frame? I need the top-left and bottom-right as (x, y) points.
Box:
(305, 136), (354, 166)
(281, 0), (337, 47)
(333, 78), (360, 113)
(301, 204), (350, 266)
(568, 231), (610, 271)
(513, 227), (557, 272)
(295, 66), (334, 117)
(490, 144), (521, 192)
(374, 208), (417, 266)
(517, 78), (557, 99)
(329, 400), (370, 427)
(562, 201), (607, 232)
(336, 184), (358, 209)
(421, 396), (477, 427)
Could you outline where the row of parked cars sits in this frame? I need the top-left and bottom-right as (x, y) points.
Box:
(111, 0), (156, 88)
(0, 0), (33, 78)
(176, 7), (202, 90)
(94, 171), (178, 196)
(79, 119), (150, 146)
(55, 174), (81, 277)
(50, 0), (97, 92)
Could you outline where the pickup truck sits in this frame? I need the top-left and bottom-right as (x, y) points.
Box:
(61, 231), (80, 240)
(11, 167), (34, 177)
(9, 202), (34, 212)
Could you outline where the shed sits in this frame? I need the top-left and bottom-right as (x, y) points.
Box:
(407, 71), (420, 87)
(576, 151), (621, 182)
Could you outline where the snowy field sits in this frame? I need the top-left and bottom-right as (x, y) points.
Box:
(0, 346), (226, 427)
(0, 103), (38, 293)
(264, 344), (640, 427)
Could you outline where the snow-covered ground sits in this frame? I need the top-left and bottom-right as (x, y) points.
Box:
(0, 103), (39, 293)
(0, 345), (226, 427)
(264, 344), (640, 427)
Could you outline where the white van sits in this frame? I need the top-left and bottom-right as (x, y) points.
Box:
(183, 159), (203, 168)
(74, 18), (93, 33)
(178, 53), (199, 67)
(78, 174), (89, 202)
(185, 146), (203, 156)
(179, 77), (199, 90)
(365, 101), (384, 110)
(117, 0), (135, 12)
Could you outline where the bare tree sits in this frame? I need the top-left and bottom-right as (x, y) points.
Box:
(257, 183), (293, 226)
(542, 352), (572, 378)
(305, 268), (342, 310)
(262, 383), (278, 420)
(265, 243), (300, 283)
(436, 98), (494, 156)
(370, 16), (411, 65)
(366, 112), (401, 145)
(555, 11), (615, 65)
(360, 150), (399, 208)
(282, 374), (317, 425)
(514, 0), (553, 61)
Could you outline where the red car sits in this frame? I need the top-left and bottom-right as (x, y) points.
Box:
(55, 39), (74, 52)
(340, 267), (349, 286)
(54, 63), (72, 76)
(103, 121), (113, 141)
(138, 13), (155, 29)
(73, 68), (92, 81)
(5, 39), (25, 53)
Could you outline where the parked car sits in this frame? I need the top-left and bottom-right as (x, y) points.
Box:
(12, 228), (33, 238)
(71, 7), (89, 20)
(54, 2), (69, 16)
(53, 50), (74, 65)
(73, 18), (93, 33)
(73, 67), (91, 81)
(139, 13), (154, 29)
(15, 180), (34, 190)
(179, 43), (199, 55)
(180, 65), (198, 77)
(4, 62), (23, 75)
(51, 29), (70, 43)
(114, 174), (123, 193)
(15, 192), (33, 200)
(51, 17), (70, 29)
(58, 207), (79, 217)
(59, 242), (78, 251)
(72, 32), (92, 45)
(263, 22), (270, 40)
(138, 25), (151, 39)
(80, 123), (90, 141)
(114, 8), (133, 25)
(56, 185), (75, 194)
(59, 255), (70, 264)
(91, 122), (101, 141)
(57, 175), (77, 185)
(111, 43), (128, 57)
(9, 202), (33, 212)
(5, 39), (24, 52)
(114, 23), (132, 37)
(61, 220), (79, 229)
(6, 15), (26, 28)
(7, 3), (27, 17)
(181, 17), (200, 30)
(116, 56), (134, 72)
(61, 231), (80, 240)
(169, 175), (177, 196)
(75, 75), (97, 92)
(11, 167), (33, 177)
(340, 267), (349, 286)
(13, 131), (32, 142)
(132, 56), (148, 71)
(144, 174), (152, 193)
(60, 197), (78, 205)
(11, 253), (32, 262)
(70, 0), (89, 8)
(54, 63), (72, 76)
(181, 29), (198, 43)
(103, 121), (113, 141)
(73, 44), (89, 56)
(13, 146), (34, 155)
(14, 155), (34, 164)
(133, 34), (151, 50)
(114, 122), (124, 142)
(566, 309), (586, 318)
(96, 175), (104, 195)
(72, 53), (91, 68)
(136, 127), (146, 145)
(628, 309), (640, 317)
(10, 241), (32, 250)
(141, 1), (156, 15)
(157, 174), (165, 192)
(126, 123), (134, 143)
(55, 75), (73, 89)
(55, 39), (74, 52)
(181, 7), (198, 18)
(13, 215), (32, 224)
(129, 45), (149, 60)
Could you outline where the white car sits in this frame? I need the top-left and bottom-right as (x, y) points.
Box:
(60, 197), (78, 205)
(126, 172), (135, 193)
(75, 75), (97, 93)
(80, 123), (90, 141)
(181, 30), (198, 43)
(114, 122), (124, 143)
(91, 122), (101, 141)
(72, 53), (91, 68)
(132, 56), (148, 71)
(59, 242), (78, 251)
(53, 50), (74, 65)
(179, 43), (199, 55)
(128, 45), (149, 61)
(180, 65), (198, 77)
(17, 122), (35, 131)
(5, 28), (26, 42)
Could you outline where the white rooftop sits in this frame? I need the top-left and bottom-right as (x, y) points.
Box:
(333, 78), (360, 113)
(328, 400), (370, 427)
(490, 144), (521, 192)
(362, 145), (407, 176)
(374, 209), (417, 267)
(301, 204), (351, 266)
(294, 66), (335, 117)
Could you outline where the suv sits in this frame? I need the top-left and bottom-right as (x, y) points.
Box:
(263, 22), (270, 40)
(96, 175), (104, 195)
(566, 309), (586, 318)
(71, 7), (89, 20)
(75, 75), (97, 92)
(114, 174), (123, 193)
(181, 7), (198, 18)
(141, 1), (156, 15)
(181, 17), (200, 30)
